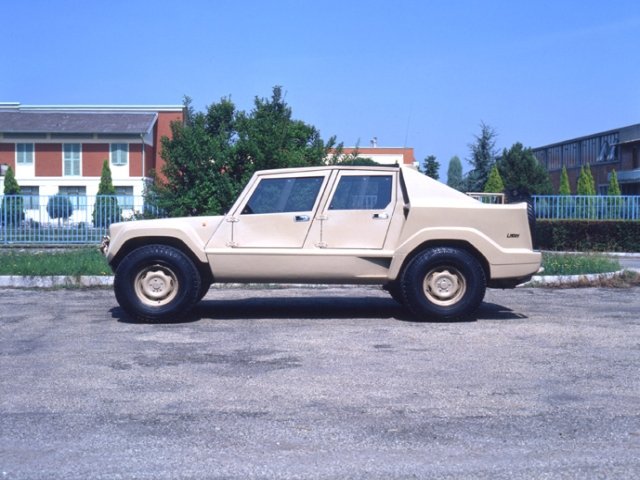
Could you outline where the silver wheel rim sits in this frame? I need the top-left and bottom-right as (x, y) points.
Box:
(423, 266), (466, 307)
(134, 265), (179, 307)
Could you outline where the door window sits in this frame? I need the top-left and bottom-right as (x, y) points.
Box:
(243, 177), (324, 214)
(329, 175), (392, 210)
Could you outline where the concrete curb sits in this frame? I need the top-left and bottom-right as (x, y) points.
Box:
(521, 268), (640, 287)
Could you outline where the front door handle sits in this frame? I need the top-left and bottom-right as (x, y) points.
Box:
(294, 215), (310, 222)
(373, 213), (389, 220)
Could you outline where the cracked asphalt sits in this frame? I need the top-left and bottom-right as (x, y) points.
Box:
(1, 286), (639, 479)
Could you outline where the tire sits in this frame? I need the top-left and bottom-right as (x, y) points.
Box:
(114, 245), (202, 322)
(196, 281), (211, 302)
(400, 247), (486, 321)
(384, 282), (405, 305)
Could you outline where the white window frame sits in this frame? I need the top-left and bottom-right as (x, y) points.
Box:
(110, 143), (129, 167)
(16, 143), (34, 164)
(63, 144), (81, 177)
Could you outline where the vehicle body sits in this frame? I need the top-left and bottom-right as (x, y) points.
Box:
(102, 165), (541, 322)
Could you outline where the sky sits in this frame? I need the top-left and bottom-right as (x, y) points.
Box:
(3, 0), (640, 177)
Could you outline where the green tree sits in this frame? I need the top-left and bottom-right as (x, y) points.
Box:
(483, 164), (504, 193)
(92, 160), (122, 228)
(152, 87), (337, 217)
(465, 122), (498, 192)
(422, 155), (440, 180)
(497, 142), (552, 197)
(559, 166), (571, 195)
(1, 166), (25, 226)
(47, 194), (74, 224)
(576, 164), (596, 195)
(607, 169), (621, 195)
(235, 86), (332, 172)
(446, 155), (464, 190)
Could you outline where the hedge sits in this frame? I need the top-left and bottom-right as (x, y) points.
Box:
(536, 220), (640, 252)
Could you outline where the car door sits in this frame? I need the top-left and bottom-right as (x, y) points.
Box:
(316, 171), (396, 249)
(229, 173), (329, 248)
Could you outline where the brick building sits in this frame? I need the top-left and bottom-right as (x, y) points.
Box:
(532, 123), (640, 195)
(0, 103), (184, 213)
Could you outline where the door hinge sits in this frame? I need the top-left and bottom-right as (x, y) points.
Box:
(315, 241), (328, 248)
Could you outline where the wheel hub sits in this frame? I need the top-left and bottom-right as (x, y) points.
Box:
(423, 268), (466, 306)
(134, 266), (178, 306)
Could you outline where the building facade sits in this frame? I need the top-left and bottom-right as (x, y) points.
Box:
(328, 145), (416, 166)
(0, 103), (184, 220)
(532, 123), (640, 195)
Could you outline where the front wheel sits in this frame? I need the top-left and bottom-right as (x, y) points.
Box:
(114, 245), (202, 322)
(400, 247), (486, 321)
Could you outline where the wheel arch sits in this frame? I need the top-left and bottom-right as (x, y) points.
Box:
(110, 237), (213, 285)
(393, 240), (490, 283)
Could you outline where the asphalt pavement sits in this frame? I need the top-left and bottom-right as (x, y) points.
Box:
(1, 286), (639, 479)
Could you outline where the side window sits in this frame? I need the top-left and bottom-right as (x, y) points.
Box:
(329, 175), (392, 210)
(242, 177), (324, 215)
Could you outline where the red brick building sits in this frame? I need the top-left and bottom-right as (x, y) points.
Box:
(0, 103), (184, 210)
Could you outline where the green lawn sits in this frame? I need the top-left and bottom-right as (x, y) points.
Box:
(0, 248), (622, 278)
(540, 252), (620, 276)
(0, 248), (111, 276)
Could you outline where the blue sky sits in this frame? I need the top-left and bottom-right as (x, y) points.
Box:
(3, 0), (640, 177)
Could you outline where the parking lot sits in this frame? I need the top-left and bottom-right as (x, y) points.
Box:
(1, 286), (639, 479)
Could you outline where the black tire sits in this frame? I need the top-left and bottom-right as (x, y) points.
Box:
(114, 244), (202, 322)
(384, 282), (405, 305)
(400, 247), (486, 321)
(196, 281), (211, 302)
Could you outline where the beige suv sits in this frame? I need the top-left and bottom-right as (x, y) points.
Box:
(102, 166), (541, 322)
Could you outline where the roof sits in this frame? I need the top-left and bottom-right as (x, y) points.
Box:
(0, 111), (157, 135)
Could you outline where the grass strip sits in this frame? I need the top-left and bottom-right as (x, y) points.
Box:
(0, 248), (625, 278)
(0, 248), (111, 276)
(541, 252), (620, 276)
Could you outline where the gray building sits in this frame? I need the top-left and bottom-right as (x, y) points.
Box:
(532, 123), (640, 195)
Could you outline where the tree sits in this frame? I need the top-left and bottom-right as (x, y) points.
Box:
(607, 169), (621, 195)
(446, 156), (464, 190)
(483, 164), (504, 193)
(422, 155), (440, 180)
(497, 142), (552, 197)
(559, 166), (571, 195)
(1, 166), (25, 226)
(576, 164), (596, 195)
(47, 194), (74, 224)
(151, 86), (337, 217)
(93, 160), (122, 228)
(465, 122), (498, 192)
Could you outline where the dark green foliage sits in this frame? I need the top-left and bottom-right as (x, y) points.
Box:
(536, 220), (640, 252)
(47, 194), (74, 223)
(422, 155), (440, 180)
(465, 122), (498, 192)
(93, 160), (122, 228)
(1, 166), (25, 226)
(151, 87), (336, 217)
(497, 142), (552, 196)
(446, 156), (464, 190)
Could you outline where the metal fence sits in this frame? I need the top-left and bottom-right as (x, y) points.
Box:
(532, 195), (640, 220)
(0, 194), (163, 245)
(2, 193), (640, 245)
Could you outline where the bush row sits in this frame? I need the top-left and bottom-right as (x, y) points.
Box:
(536, 220), (640, 252)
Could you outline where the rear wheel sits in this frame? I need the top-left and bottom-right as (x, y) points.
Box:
(400, 247), (486, 321)
(114, 245), (201, 322)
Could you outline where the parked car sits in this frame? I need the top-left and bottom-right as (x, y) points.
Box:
(101, 165), (541, 322)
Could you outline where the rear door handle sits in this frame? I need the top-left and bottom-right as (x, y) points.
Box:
(372, 213), (389, 220)
(294, 215), (310, 222)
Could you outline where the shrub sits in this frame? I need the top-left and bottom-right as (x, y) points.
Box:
(47, 194), (74, 223)
(536, 220), (640, 252)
